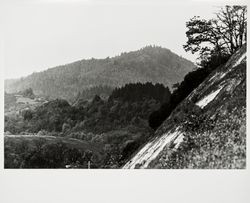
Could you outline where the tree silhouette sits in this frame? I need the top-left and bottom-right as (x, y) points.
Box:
(184, 6), (247, 59)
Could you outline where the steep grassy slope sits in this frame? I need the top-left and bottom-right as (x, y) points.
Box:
(5, 46), (195, 101)
(124, 45), (246, 169)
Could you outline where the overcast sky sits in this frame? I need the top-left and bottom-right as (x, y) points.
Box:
(1, 0), (246, 79)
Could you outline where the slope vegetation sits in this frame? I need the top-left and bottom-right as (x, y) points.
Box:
(124, 45), (246, 169)
(5, 82), (170, 168)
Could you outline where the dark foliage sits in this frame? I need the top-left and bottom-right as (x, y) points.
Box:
(5, 82), (168, 168)
(4, 139), (100, 168)
(148, 52), (229, 130)
(20, 88), (35, 99)
(23, 110), (33, 121)
(109, 82), (171, 103)
(73, 85), (113, 104)
(149, 68), (209, 129)
(184, 6), (247, 57)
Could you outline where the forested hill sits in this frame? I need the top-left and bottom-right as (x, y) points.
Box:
(5, 46), (195, 101)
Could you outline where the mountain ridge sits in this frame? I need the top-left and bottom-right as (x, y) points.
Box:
(5, 45), (195, 101)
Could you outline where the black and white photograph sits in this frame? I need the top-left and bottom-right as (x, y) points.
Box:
(1, 1), (250, 203)
(2, 0), (247, 170)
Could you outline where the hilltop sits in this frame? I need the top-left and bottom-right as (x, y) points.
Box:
(5, 46), (195, 101)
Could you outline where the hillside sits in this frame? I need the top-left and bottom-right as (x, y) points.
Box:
(5, 46), (195, 101)
(4, 82), (171, 168)
(123, 44), (246, 169)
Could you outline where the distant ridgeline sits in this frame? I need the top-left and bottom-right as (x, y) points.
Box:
(5, 46), (195, 102)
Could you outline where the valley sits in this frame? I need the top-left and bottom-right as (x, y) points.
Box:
(3, 5), (247, 169)
(4, 44), (246, 169)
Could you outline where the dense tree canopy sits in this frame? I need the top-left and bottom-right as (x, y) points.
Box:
(109, 82), (171, 103)
(5, 82), (168, 168)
